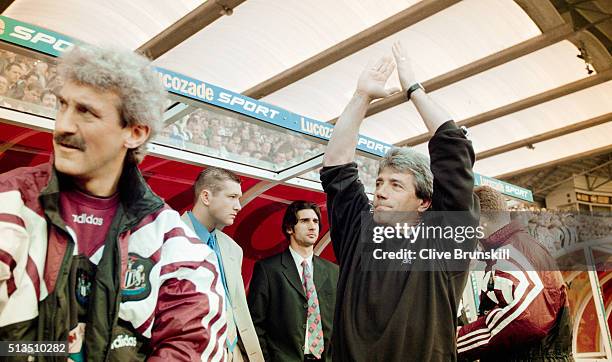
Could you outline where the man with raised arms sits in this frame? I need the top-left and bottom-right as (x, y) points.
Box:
(320, 42), (479, 361)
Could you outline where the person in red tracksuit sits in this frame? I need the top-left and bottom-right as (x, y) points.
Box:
(457, 186), (573, 361)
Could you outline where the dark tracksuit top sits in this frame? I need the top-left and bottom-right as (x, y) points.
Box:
(320, 121), (480, 361)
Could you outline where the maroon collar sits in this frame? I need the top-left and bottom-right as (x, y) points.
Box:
(482, 220), (524, 250)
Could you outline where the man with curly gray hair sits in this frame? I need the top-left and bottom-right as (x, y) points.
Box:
(0, 45), (227, 361)
(56, 44), (166, 166)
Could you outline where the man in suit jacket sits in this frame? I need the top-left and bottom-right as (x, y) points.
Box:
(248, 201), (339, 362)
(182, 167), (264, 362)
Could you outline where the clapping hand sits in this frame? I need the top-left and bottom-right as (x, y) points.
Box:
(356, 56), (400, 100)
(392, 41), (417, 90)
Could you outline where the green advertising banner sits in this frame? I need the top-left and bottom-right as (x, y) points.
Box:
(474, 174), (534, 202)
(0, 15), (77, 56)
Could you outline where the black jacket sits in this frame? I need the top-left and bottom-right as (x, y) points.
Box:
(320, 121), (479, 361)
(248, 248), (339, 361)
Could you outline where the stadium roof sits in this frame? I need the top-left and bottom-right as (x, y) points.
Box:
(5, 0), (610, 183)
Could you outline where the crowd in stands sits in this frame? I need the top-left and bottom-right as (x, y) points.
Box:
(0, 49), (59, 116)
(157, 108), (380, 184)
(158, 109), (324, 170)
(509, 207), (612, 255)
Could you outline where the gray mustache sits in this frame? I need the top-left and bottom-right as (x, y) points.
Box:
(54, 133), (86, 151)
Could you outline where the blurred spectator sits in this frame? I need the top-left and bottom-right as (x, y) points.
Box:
(22, 82), (43, 104)
(209, 135), (226, 153)
(25, 72), (41, 87)
(0, 51), (62, 116)
(0, 50), (15, 71)
(226, 141), (240, 154)
(41, 89), (58, 109)
(4, 62), (23, 86)
(169, 118), (192, 147)
(0, 75), (9, 96)
(534, 212), (556, 254)
(34, 61), (49, 87)
(189, 120), (207, 145)
(508, 208), (611, 256)
(5, 62), (25, 98)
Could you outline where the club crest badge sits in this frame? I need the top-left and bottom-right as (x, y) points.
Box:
(122, 253), (153, 302)
(75, 268), (92, 306)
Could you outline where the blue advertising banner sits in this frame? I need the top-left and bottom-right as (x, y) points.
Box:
(154, 67), (393, 156)
(0, 15), (534, 202)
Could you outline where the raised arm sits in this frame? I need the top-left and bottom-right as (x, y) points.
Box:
(392, 41), (452, 134)
(323, 56), (398, 167)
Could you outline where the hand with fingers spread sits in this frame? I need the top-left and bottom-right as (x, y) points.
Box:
(356, 56), (399, 100)
(392, 41), (417, 90)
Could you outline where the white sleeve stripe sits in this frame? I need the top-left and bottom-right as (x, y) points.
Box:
(490, 270), (543, 335)
(458, 260), (531, 346)
(485, 260), (530, 325)
(160, 266), (227, 362)
(457, 253), (544, 351)
(457, 330), (490, 348)
(459, 265), (532, 347)
(457, 332), (490, 349)
(457, 309), (502, 342)
(458, 254), (536, 343)
(458, 337), (491, 353)
(487, 247), (543, 329)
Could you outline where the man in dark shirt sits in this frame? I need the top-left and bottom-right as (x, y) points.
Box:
(320, 41), (479, 361)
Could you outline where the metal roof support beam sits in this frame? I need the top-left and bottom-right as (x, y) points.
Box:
(0, 1), (15, 13)
(137, 0), (246, 59)
(476, 112), (612, 160)
(532, 167), (562, 194)
(276, 155), (324, 181)
(496, 145), (612, 180)
(329, 23), (576, 124)
(586, 174), (595, 191)
(519, 169), (546, 188)
(514, 0), (566, 32)
(163, 103), (196, 127)
(533, 159), (612, 195)
(242, 0), (460, 99)
(592, 177), (612, 190)
(396, 68), (612, 147)
(240, 155), (324, 207)
(330, 14), (612, 125)
(240, 181), (274, 207)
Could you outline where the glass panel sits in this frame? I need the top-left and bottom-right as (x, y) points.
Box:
(300, 154), (380, 194)
(155, 107), (326, 171)
(0, 47), (60, 118)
